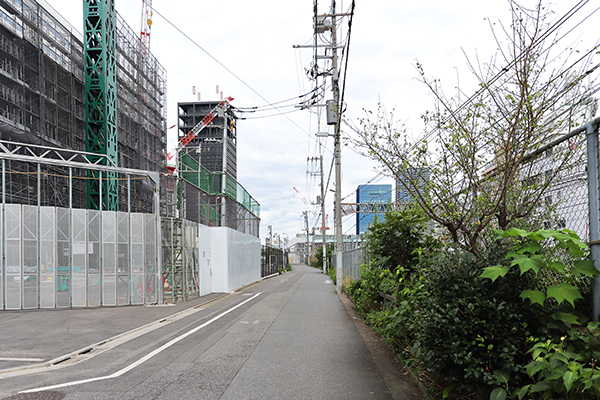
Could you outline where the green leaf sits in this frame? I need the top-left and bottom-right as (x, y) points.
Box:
(493, 369), (510, 384)
(490, 387), (507, 400)
(526, 360), (548, 377)
(573, 260), (599, 277)
(442, 384), (455, 399)
(481, 265), (509, 282)
(502, 228), (528, 237)
(548, 261), (566, 272)
(563, 370), (578, 392)
(530, 381), (552, 393)
(511, 254), (544, 274)
(547, 283), (584, 308)
(517, 385), (531, 400)
(518, 242), (541, 255)
(547, 230), (575, 241)
(506, 250), (519, 260)
(551, 312), (581, 326)
(520, 289), (546, 306)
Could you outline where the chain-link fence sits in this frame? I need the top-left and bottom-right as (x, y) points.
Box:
(340, 119), (600, 315)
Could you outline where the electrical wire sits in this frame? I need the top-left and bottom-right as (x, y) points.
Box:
(408, 0), (592, 148)
(232, 87), (320, 111)
(338, 0), (598, 206)
(150, 6), (317, 141)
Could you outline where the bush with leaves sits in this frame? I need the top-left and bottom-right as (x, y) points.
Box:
(365, 208), (435, 275)
(481, 228), (597, 317)
(346, 265), (394, 316)
(311, 243), (333, 270)
(480, 228), (600, 400)
(413, 243), (545, 397)
(372, 266), (427, 363)
(520, 325), (600, 400)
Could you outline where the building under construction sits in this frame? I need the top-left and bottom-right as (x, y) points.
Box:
(177, 101), (237, 179)
(176, 100), (259, 235)
(0, 0), (262, 310)
(0, 0), (166, 211)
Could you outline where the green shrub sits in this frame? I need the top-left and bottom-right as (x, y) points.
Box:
(311, 244), (333, 270)
(413, 244), (543, 397)
(365, 208), (434, 274)
(492, 322), (600, 400)
(327, 263), (337, 285)
(379, 267), (426, 361)
(346, 265), (394, 316)
(482, 229), (600, 400)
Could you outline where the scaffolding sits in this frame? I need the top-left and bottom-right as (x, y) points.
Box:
(0, 0), (166, 211)
(177, 101), (237, 180)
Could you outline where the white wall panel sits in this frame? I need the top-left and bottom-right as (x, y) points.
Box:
(198, 224), (212, 296)
(210, 227), (260, 293)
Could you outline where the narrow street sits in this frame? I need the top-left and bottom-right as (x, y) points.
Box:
(0, 265), (420, 400)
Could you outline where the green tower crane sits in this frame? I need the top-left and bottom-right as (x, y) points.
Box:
(83, 0), (119, 211)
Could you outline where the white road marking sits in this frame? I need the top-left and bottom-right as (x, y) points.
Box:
(0, 358), (45, 362)
(20, 292), (262, 394)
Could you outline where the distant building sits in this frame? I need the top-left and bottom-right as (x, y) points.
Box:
(177, 101), (237, 179)
(396, 168), (430, 205)
(356, 184), (392, 235)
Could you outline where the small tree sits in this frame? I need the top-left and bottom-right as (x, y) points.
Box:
(311, 243), (333, 270)
(346, 0), (595, 259)
(365, 208), (433, 274)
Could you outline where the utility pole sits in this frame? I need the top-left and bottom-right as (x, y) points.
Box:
(304, 211), (310, 264)
(320, 156), (327, 274)
(294, 0), (352, 285)
(331, 0), (343, 294)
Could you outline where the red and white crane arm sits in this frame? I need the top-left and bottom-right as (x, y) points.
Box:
(167, 97), (234, 161)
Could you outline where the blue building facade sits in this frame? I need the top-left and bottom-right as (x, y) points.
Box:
(356, 184), (392, 235)
(396, 168), (430, 205)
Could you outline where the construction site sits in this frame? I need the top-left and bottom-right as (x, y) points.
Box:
(0, 0), (263, 310)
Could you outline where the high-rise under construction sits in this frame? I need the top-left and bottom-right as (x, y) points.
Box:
(177, 100), (237, 180)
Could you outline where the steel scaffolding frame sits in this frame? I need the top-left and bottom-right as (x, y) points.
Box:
(0, 0), (166, 211)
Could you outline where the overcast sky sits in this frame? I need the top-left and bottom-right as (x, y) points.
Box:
(46, 0), (599, 244)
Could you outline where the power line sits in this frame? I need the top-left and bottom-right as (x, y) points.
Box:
(338, 1), (598, 204)
(151, 6), (316, 141)
(408, 0), (592, 147)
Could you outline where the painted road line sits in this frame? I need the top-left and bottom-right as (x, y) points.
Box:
(20, 293), (262, 394)
(0, 358), (45, 362)
(0, 294), (232, 379)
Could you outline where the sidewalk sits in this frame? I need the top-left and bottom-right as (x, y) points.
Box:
(219, 264), (422, 400)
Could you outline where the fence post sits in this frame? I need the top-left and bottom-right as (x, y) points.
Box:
(586, 120), (600, 321)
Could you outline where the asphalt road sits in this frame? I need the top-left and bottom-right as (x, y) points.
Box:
(0, 264), (421, 400)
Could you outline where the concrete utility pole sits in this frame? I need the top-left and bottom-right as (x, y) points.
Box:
(321, 156), (327, 274)
(304, 211), (310, 264)
(331, 0), (343, 294)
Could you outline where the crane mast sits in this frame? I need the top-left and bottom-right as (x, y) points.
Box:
(140, 0), (153, 52)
